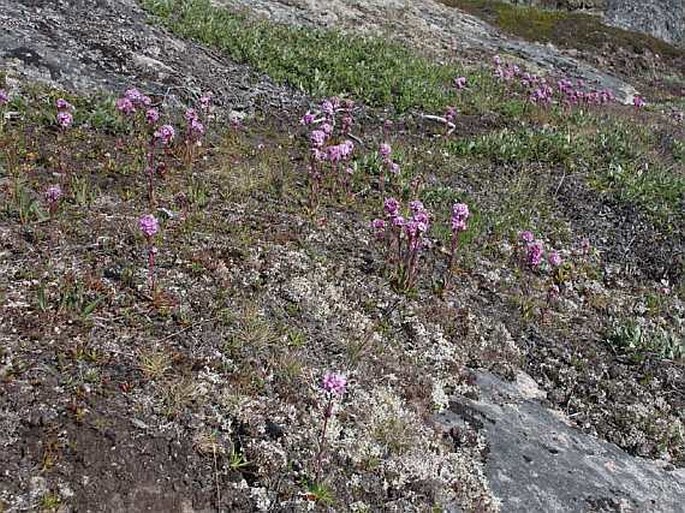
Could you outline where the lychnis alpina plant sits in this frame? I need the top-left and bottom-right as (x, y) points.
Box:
(145, 123), (175, 205)
(372, 197), (431, 291)
(182, 108), (205, 169)
(0, 89), (8, 133)
(139, 214), (159, 295)
(446, 202), (469, 277)
(302, 97), (357, 210)
(313, 371), (347, 482)
(44, 185), (63, 218)
(55, 98), (74, 176)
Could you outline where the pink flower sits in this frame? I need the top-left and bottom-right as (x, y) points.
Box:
(184, 108), (198, 122)
(116, 97), (135, 115)
(139, 214), (159, 238)
(322, 371), (347, 396)
(321, 100), (335, 118)
(55, 98), (72, 111)
(320, 123), (333, 136)
(310, 130), (327, 148)
(300, 112), (315, 125)
(527, 241), (544, 268)
(125, 88), (143, 104)
(633, 95), (646, 108)
(371, 218), (386, 237)
(154, 124), (175, 146)
(379, 143), (392, 160)
(45, 184), (63, 204)
(0, 89), (8, 105)
(56, 111), (73, 129)
(383, 197), (400, 218)
(548, 251), (562, 267)
(189, 118), (205, 137)
(451, 203), (470, 233)
(199, 93), (212, 110)
(390, 162), (400, 174)
(520, 230), (535, 244)
(145, 108), (160, 124)
(454, 76), (467, 90)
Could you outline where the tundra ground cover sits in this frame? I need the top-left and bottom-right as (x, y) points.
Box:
(1, 2), (684, 511)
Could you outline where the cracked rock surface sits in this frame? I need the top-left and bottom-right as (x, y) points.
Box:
(438, 371), (685, 513)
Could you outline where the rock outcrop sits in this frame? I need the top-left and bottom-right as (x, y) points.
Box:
(605, 0), (685, 47)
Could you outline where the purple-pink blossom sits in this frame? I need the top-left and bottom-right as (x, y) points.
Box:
(390, 162), (400, 174)
(548, 251), (562, 268)
(139, 214), (159, 238)
(56, 98), (72, 111)
(45, 185), (63, 204)
(384, 197), (401, 218)
(379, 143), (391, 160)
(116, 97), (135, 115)
(310, 130), (327, 148)
(189, 118), (205, 137)
(454, 76), (467, 90)
(56, 111), (73, 129)
(371, 218), (386, 237)
(184, 108), (198, 122)
(520, 230), (535, 244)
(451, 203), (470, 233)
(154, 124), (175, 146)
(145, 108), (160, 125)
(322, 371), (347, 396)
(0, 89), (8, 105)
(527, 241), (544, 268)
(300, 112), (315, 125)
(320, 100), (335, 118)
(199, 93), (212, 111)
(633, 95), (646, 108)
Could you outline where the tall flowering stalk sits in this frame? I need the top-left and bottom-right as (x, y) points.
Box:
(302, 98), (356, 209)
(146, 124), (174, 205)
(377, 143), (400, 192)
(0, 89), (9, 133)
(45, 185), (63, 219)
(182, 108), (205, 169)
(314, 371), (347, 482)
(139, 214), (159, 295)
(446, 203), (469, 281)
(55, 98), (74, 178)
(372, 198), (431, 291)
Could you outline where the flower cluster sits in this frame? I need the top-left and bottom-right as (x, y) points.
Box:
(451, 203), (469, 234)
(184, 108), (205, 140)
(372, 197), (431, 290)
(378, 142), (400, 175)
(519, 231), (562, 271)
(116, 87), (152, 116)
(154, 124), (175, 146)
(322, 371), (347, 397)
(45, 184), (63, 216)
(55, 98), (73, 129)
(0, 89), (8, 106)
(139, 214), (159, 238)
(454, 76), (467, 90)
(633, 95), (646, 108)
(494, 56), (617, 109)
(303, 97), (357, 206)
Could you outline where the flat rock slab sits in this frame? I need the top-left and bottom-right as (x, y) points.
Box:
(439, 371), (685, 512)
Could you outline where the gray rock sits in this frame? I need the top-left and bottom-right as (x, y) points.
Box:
(605, 0), (685, 47)
(0, 0), (304, 111)
(438, 371), (685, 512)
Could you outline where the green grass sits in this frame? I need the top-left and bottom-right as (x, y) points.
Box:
(142, 0), (462, 112)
